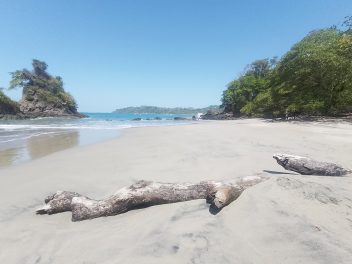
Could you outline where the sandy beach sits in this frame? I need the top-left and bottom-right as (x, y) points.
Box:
(1, 119), (352, 264)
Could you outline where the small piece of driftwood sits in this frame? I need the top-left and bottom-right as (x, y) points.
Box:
(273, 154), (351, 176)
(36, 176), (266, 221)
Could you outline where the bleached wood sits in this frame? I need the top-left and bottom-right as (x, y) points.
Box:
(36, 176), (267, 221)
(273, 154), (351, 176)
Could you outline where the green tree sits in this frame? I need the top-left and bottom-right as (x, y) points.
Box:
(271, 28), (352, 115)
(221, 58), (276, 115)
(8, 59), (77, 110)
(237, 18), (352, 117)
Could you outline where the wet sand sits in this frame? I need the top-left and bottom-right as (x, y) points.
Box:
(0, 119), (352, 263)
(0, 129), (119, 168)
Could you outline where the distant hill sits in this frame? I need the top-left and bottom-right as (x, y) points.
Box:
(113, 105), (220, 115)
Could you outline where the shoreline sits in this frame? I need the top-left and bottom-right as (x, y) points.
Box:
(1, 114), (351, 169)
(0, 128), (121, 169)
(1, 119), (352, 263)
(0, 119), (197, 169)
(2, 115), (351, 170)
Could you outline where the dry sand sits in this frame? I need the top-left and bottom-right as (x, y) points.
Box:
(0, 119), (352, 264)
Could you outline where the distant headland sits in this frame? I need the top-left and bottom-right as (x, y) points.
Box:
(113, 105), (220, 115)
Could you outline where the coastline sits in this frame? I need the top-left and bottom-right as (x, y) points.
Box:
(0, 115), (196, 169)
(1, 119), (352, 263)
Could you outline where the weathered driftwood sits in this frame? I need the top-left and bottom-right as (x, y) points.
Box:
(36, 176), (266, 221)
(273, 154), (351, 176)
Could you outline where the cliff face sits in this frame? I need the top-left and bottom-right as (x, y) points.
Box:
(0, 89), (85, 119)
(19, 88), (85, 118)
(200, 109), (236, 120)
(1, 59), (86, 119)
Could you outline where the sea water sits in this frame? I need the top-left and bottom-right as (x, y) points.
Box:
(0, 113), (194, 168)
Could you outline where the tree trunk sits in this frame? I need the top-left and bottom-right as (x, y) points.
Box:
(36, 176), (267, 222)
(273, 154), (351, 176)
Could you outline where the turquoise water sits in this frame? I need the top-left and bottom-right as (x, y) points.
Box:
(0, 112), (194, 168)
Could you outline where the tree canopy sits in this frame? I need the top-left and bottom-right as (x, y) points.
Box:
(221, 58), (277, 115)
(221, 18), (352, 117)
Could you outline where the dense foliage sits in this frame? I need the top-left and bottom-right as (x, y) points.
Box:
(0, 89), (20, 114)
(113, 105), (220, 114)
(9, 59), (77, 111)
(222, 17), (352, 117)
(222, 58), (277, 115)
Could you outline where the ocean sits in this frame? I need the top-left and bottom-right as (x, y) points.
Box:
(0, 113), (194, 168)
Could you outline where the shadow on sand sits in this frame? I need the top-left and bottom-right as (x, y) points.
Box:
(263, 170), (298, 175)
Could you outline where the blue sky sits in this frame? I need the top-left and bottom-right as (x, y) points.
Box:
(0, 0), (351, 112)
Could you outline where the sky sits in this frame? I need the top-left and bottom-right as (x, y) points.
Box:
(0, 0), (351, 112)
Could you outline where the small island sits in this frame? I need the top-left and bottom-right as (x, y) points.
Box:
(0, 59), (85, 119)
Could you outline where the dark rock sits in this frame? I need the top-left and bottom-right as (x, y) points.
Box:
(200, 110), (235, 120)
(19, 90), (86, 118)
(0, 113), (28, 120)
(0, 91), (23, 119)
(154, 117), (162, 120)
(132, 118), (142, 121)
(0, 103), (19, 116)
(174, 117), (189, 121)
(1, 59), (86, 119)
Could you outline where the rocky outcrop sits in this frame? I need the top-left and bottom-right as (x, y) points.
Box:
(20, 98), (84, 118)
(200, 110), (235, 120)
(174, 117), (190, 121)
(18, 88), (86, 118)
(0, 103), (18, 116)
(1, 59), (86, 119)
(0, 95), (86, 119)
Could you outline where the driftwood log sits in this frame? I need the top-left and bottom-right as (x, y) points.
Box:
(273, 154), (351, 176)
(36, 176), (266, 221)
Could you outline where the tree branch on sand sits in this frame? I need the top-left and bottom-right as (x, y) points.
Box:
(36, 154), (351, 222)
(273, 154), (351, 176)
(36, 176), (267, 222)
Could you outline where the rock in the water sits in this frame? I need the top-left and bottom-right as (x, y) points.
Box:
(2, 59), (86, 119)
(19, 88), (86, 118)
(200, 110), (235, 120)
(174, 117), (189, 120)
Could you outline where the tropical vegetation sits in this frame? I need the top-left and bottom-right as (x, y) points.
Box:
(0, 88), (20, 115)
(8, 59), (77, 111)
(221, 17), (352, 118)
